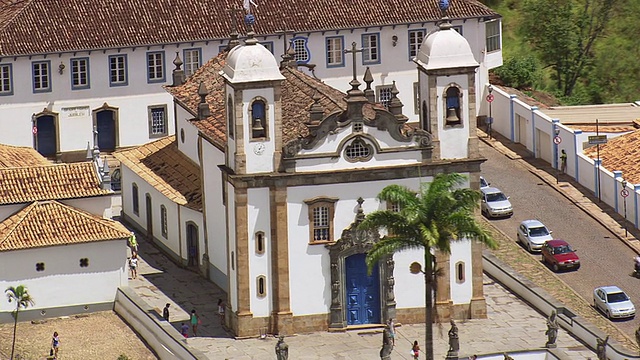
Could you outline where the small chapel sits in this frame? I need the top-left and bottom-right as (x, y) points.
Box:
(116, 3), (487, 337)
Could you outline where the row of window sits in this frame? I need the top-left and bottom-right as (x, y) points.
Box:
(132, 184), (169, 238)
(0, 49), (202, 96)
(35, 258), (90, 271)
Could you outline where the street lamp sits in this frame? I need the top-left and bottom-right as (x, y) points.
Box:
(486, 85), (494, 139)
(622, 179), (628, 238)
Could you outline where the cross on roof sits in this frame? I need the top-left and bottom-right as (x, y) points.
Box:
(227, 7), (242, 36)
(344, 42), (363, 91)
(275, 26), (295, 58)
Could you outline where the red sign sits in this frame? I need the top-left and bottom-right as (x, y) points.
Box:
(553, 136), (562, 145)
(32, 126), (38, 135)
(486, 94), (495, 103)
(621, 189), (630, 198)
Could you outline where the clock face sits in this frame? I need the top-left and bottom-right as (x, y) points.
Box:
(253, 143), (266, 155)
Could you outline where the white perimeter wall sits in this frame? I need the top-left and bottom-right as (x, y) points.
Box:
(0, 239), (127, 312)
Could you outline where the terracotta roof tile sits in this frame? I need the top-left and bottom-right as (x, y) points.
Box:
(583, 130), (640, 185)
(113, 137), (202, 211)
(166, 51), (353, 147)
(0, 200), (130, 251)
(0, 162), (111, 205)
(0, 143), (50, 168)
(0, 0), (498, 56)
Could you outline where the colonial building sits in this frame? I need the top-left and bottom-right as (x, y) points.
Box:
(117, 5), (488, 337)
(0, 0), (500, 159)
(0, 144), (129, 322)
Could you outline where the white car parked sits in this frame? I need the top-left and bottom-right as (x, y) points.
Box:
(516, 220), (553, 252)
(480, 187), (513, 219)
(593, 286), (636, 319)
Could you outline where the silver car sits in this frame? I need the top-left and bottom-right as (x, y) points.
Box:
(517, 220), (553, 252)
(593, 286), (635, 319)
(480, 187), (513, 219)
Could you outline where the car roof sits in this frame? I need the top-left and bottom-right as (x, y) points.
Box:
(521, 220), (545, 228)
(481, 187), (503, 194)
(546, 239), (569, 246)
(596, 286), (624, 294)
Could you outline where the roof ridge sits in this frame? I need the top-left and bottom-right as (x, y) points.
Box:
(52, 200), (129, 235)
(0, 200), (37, 246)
(0, 0), (35, 32)
(283, 67), (346, 110)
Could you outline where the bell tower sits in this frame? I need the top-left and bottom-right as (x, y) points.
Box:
(221, 27), (285, 175)
(414, 2), (480, 161)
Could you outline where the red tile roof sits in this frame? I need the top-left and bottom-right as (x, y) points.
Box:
(583, 130), (640, 185)
(0, 162), (111, 205)
(0, 200), (130, 251)
(113, 137), (202, 211)
(0, 0), (498, 56)
(0, 143), (51, 168)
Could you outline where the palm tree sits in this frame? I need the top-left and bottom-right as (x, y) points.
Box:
(6, 285), (35, 360)
(358, 173), (496, 360)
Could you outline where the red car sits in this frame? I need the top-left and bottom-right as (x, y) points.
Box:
(541, 240), (580, 272)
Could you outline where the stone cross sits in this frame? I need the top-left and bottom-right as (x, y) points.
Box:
(275, 26), (295, 57)
(227, 7), (242, 36)
(344, 42), (363, 83)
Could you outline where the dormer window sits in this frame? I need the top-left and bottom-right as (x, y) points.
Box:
(445, 86), (461, 126)
(250, 99), (267, 139)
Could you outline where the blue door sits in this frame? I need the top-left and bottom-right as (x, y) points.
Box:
(346, 253), (381, 325)
(36, 115), (56, 157)
(96, 110), (116, 151)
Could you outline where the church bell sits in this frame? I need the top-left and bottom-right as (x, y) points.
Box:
(445, 107), (460, 123)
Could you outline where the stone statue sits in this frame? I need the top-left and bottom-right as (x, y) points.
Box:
(545, 310), (559, 348)
(275, 335), (289, 360)
(380, 325), (393, 360)
(447, 319), (460, 355)
(596, 336), (609, 360)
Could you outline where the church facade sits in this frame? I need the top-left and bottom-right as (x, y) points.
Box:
(117, 10), (487, 336)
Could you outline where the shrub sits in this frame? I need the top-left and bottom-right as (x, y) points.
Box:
(494, 55), (541, 90)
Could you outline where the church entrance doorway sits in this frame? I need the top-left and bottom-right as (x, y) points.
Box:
(345, 253), (381, 325)
(96, 109), (116, 151)
(35, 115), (57, 157)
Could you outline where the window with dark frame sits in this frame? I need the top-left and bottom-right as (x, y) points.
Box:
(36, 262), (45, 272)
(408, 29), (425, 58)
(456, 261), (465, 283)
(326, 36), (344, 67)
(255, 231), (265, 254)
(132, 183), (139, 215)
(292, 37), (310, 63)
(362, 33), (380, 64)
(257, 275), (266, 297)
(109, 55), (127, 86)
(304, 197), (338, 243)
(80, 258), (89, 267)
(250, 99), (267, 139)
(486, 20), (501, 52)
(445, 86), (462, 126)
(376, 85), (393, 109)
(0, 64), (13, 95)
(148, 105), (168, 137)
(32, 61), (51, 92)
(146, 52), (165, 83)
(183, 48), (201, 77)
(344, 138), (373, 162)
(71, 58), (90, 89)
(161, 205), (168, 238)
(227, 96), (234, 139)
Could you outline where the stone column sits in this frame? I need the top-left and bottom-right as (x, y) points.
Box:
(435, 250), (452, 320)
(233, 187), (254, 336)
(270, 184), (293, 335)
(469, 240), (487, 318)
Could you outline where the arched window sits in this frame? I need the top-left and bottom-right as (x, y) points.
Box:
(455, 261), (465, 283)
(445, 86), (461, 126)
(257, 275), (267, 297)
(227, 95), (234, 139)
(132, 183), (139, 215)
(255, 231), (265, 255)
(160, 205), (168, 238)
(344, 138), (373, 162)
(251, 99), (266, 139)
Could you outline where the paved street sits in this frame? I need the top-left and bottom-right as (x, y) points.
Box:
(479, 134), (640, 337)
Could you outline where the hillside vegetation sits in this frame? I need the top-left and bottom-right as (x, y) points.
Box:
(482, 0), (639, 105)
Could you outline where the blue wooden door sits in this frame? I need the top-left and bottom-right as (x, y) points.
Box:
(36, 115), (56, 157)
(346, 253), (381, 325)
(96, 110), (116, 151)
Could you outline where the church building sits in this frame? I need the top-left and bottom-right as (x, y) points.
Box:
(116, 5), (487, 337)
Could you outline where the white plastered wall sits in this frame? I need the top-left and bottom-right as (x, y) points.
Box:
(247, 188), (272, 317)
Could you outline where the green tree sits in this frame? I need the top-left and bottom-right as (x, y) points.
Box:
(521, 0), (617, 97)
(5, 285), (35, 360)
(358, 173), (497, 360)
(494, 55), (541, 90)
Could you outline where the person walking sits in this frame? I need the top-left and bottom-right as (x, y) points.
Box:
(411, 340), (420, 360)
(217, 299), (225, 325)
(129, 254), (138, 279)
(180, 322), (189, 338)
(560, 149), (567, 174)
(387, 318), (395, 347)
(162, 303), (170, 321)
(128, 232), (138, 253)
(190, 309), (200, 336)
(51, 331), (60, 359)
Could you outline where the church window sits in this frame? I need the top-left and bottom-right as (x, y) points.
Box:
(455, 261), (465, 283)
(148, 105), (168, 137)
(344, 138), (373, 162)
(132, 183), (140, 215)
(80, 258), (89, 267)
(255, 231), (265, 255)
(376, 85), (393, 109)
(408, 29), (425, 58)
(183, 48), (202, 77)
(0, 64), (13, 95)
(250, 99), (267, 139)
(257, 275), (267, 297)
(292, 37), (310, 64)
(362, 33), (380, 64)
(444, 86), (462, 126)
(36, 262), (45, 272)
(485, 20), (501, 52)
(353, 121), (363, 133)
(326, 36), (344, 68)
(161, 205), (168, 238)
(227, 95), (234, 139)
(304, 197), (338, 243)
(146, 51), (165, 83)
